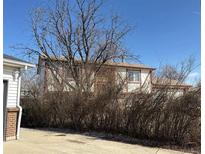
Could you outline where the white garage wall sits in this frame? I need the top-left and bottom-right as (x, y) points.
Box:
(3, 66), (20, 107)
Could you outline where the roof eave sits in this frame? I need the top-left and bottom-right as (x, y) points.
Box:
(3, 59), (36, 69)
(152, 84), (192, 88)
(103, 64), (156, 70)
(39, 56), (156, 70)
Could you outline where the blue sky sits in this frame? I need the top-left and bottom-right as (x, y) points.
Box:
(4, 0), (201, 83)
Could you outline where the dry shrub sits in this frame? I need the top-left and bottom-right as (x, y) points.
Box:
(123, 88), (200, 145)
(21, 84), (200, 148)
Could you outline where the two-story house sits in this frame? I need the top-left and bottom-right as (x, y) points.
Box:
(37, 55), (191, 95)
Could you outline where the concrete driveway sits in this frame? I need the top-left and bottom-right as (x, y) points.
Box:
(4, 128), (189, 154)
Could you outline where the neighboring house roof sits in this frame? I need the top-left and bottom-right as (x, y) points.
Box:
(3, 54), (35, 68)
(104, 62), (155, 70)
(38, 55), (155, 70)
(152, 77), (192, 88)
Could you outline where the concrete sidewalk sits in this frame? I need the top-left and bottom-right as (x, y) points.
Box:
(4, 128), (190, 154)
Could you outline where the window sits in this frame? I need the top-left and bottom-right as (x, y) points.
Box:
(66, 69), (74, 79)
(127, 70), (140, 82)
(65, 67), (80, 79)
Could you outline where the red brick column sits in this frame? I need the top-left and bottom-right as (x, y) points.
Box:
(5, 107), (19, 140)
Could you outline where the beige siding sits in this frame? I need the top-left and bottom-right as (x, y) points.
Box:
(44, 65), (152, 93)
(127, 82), (140, 92)
(115, 68), (127, 92)
(39, 61), (45, 83)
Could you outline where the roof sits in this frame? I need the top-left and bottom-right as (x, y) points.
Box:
(152, 77), (192, 88)
(3, 54), (35, 68)
(104, 62), (155, 70)
(3, 54), (32, 64)
(39, 55), (155, 70)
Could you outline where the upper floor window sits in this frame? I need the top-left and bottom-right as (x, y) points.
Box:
(127, 70), (140, 82)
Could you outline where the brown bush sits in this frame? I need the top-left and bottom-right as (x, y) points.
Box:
(21, 84), (200, 149)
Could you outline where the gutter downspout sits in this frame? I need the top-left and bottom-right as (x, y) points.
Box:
(16, 67), (24, 139)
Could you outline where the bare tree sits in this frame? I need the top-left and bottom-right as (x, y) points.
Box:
(21, 69), (42, 98)
(155, 56), (196, 84)
(17, 0), (132, 93)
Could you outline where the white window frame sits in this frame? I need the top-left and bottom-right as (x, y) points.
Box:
(127, 70), (140, 82)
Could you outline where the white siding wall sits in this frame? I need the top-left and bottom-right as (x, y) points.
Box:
(141, 69), (152, 93)
(3, 66), (20, 107)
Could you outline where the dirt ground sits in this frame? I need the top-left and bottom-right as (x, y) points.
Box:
(4, 128), (190, 154)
